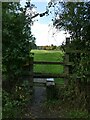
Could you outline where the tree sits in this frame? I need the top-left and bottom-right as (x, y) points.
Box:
(50, 1), (90, 112)
(52, 1), (90, 50)
(2, 2), (36, 90)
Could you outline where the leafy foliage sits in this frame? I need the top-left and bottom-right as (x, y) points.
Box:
(2, 80), (31, 118)
(2, 2), (36, 118)
(47, 1), (90, 113)
(51, 1), (90, 49)
(2, 2), (35, 82)
(49, 1), (90, 81)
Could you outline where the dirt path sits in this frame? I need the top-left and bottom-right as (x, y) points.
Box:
(24, 78), (64, 118)
(28, 86), (47, 118)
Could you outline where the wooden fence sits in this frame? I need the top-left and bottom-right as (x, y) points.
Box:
(23, 38), (73, 85)
(23, 38), (90, 84)
(23, 38), (90, 111)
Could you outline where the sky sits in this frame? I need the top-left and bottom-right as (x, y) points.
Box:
(20, 0), (70, 46)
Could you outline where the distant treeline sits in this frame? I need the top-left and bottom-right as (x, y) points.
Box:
(36, 44), (62, 50)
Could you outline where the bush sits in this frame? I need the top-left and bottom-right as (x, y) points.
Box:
(2, 80), (32, 118)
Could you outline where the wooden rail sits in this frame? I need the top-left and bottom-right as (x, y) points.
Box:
(33, 72), (68, 78)
(23, 61), (73, 67)
(33, 61), (73, 66)
(34, 61), (64, 64)
(26, 38), (90, 85)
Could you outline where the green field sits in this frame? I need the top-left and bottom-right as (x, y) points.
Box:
(31, 50), (64, 84)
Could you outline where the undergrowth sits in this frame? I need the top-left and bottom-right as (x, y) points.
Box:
(2, 80), (32, 118)
(44, 83), (90, 119)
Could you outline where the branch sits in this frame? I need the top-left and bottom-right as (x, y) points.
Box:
(31, 11), (49, 19)
(31, 13), (39, 19)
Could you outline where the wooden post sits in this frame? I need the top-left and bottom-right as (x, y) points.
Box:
(46, 78), (55, 100)
(64, 37), (70, 85)
(29, 56), (34, 96)
(64, 53), (69, 84)
(66, 37), (70, 45)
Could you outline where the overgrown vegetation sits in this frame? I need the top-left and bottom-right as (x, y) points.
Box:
(2, 80), (32, 118)
(2, 2), (35, 118)
(45, 83), (90, 118)
(2, 1), (90, 119)
(45, 1), (90, 117)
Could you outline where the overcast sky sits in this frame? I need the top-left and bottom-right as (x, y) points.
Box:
(20, 0), (70, 46)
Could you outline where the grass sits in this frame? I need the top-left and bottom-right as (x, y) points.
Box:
(31, 50), (64, 84)
(67, 109), (89, 118)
